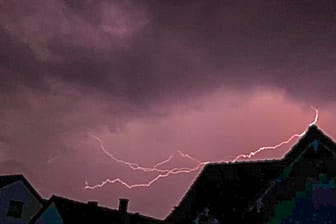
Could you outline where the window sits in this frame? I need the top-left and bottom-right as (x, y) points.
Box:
(7, 200), (24, 218)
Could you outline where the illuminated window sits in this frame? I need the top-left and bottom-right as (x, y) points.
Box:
(7, 200), (24, 218)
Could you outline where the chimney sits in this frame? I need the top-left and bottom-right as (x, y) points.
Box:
(87, 201), (99, 223)
(118, 198), (129, 214)
(119, 198), (129, 224)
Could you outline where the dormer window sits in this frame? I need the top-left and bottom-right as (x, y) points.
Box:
(7, 200), (24, 218)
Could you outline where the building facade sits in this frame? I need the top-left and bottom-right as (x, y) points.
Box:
(0, 175), (43, 224)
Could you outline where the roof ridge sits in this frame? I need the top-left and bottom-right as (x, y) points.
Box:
(0, 173), (24, 178)
(282, 124), (336, 163)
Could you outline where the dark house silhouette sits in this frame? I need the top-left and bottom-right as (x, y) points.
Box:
(0, 175), (163, 224)
(0, 174), (45, 224)
(166, 125), (336, 223)
(30, 195), (162, 224)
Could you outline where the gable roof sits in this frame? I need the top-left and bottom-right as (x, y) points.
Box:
(165, 125), (336, 223)
(282, 125), (336, 163)
(0, 174), (44, 203)
(166, 160), (284, 223)
(0, 174), (23, 188)
(30, 195), (164, 224)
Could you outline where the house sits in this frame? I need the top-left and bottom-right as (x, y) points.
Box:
(166, 125), (336, 223)
(0, 174), (44, 224)
(0, 176), (163, 224)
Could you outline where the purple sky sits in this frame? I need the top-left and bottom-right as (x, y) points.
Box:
(1, 0), (336, 219)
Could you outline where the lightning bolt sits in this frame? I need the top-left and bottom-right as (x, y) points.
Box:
(84, 162), (206, 189)
(88, 133), (200, 173)
(232, 106), (318, 162)
(85, 106), (319, 190)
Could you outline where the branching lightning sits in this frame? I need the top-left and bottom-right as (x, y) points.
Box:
(85, 106), (319, 190)
(89, 134), (170, 172)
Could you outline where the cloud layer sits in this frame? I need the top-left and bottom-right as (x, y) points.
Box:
(1, 0), (336, 218)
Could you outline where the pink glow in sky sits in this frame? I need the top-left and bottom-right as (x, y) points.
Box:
(1, 0), (336, 219)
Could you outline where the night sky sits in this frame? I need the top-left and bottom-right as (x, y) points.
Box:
(1, 0), (336, 219)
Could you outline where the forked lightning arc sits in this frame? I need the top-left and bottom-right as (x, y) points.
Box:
(85, 106), (319, 190)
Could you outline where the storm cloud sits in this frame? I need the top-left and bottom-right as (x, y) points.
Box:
(1, 0), (336, 103)
(1, 0), (336, 218)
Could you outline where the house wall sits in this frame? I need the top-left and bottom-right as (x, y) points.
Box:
(34, 203), (63, 224)
(0, 180), (43, 224)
